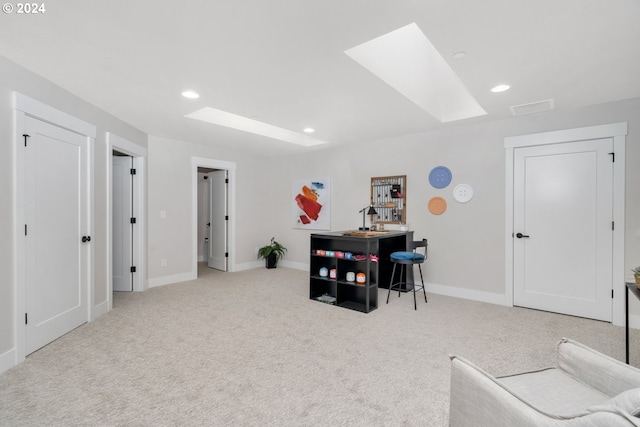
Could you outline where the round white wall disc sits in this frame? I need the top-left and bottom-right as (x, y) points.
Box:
(453, 184), (473, 203)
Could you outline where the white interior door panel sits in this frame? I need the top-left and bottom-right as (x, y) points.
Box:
(25, 116), (88, 354)
(513, 139), (613, 321)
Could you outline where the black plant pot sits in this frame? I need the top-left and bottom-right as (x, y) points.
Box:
(266, 253), (277, 269)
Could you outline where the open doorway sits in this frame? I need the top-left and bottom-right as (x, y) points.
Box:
(197, 167), (228, 272)
(113, 150), (134, 291)
(192, 157), (236, 276)
(107, 132), (147, 310)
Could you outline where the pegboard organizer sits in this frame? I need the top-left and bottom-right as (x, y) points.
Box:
(370, 175), (406, 224)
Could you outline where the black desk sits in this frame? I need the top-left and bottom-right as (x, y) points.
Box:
(625, 282), (640, 364)
(309, 230), (413, 313)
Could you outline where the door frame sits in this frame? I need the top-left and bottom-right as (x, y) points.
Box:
(191, 157), (236, 273)
(106, 132), (147, 308)
(504, 122), (627, 326)
(12, 92), (96, 364)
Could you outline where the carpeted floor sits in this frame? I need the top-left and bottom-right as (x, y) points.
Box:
(0, 265), (634, 426)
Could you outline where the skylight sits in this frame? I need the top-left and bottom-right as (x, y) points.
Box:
(185, 107), (329, 147)
(345, 23), (486, 123)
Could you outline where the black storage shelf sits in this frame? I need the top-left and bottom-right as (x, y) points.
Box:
(338, 300), (369, 313)
(310, 275), (336, 281)
(309, 230), (412, 314)
(337, 280), (376, 287)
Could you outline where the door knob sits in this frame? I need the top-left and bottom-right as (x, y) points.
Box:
(515, 232), (530, 239)
(81, 236), (91, 243)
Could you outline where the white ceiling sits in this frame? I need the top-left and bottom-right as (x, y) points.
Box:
(1, 0), (638, 156)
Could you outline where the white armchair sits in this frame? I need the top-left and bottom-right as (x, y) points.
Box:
(449, 338), (640, 426)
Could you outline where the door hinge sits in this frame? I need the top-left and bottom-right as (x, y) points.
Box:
(130, 266), (136, 273)
(225, 178), (229, 184)
(609, 152), (615, 162)
(25, 313), (28, 325)
(225, 215), (229, 221)
(24, 224), (27, 236)
(612, 289), (614, 299)
(130, 217), (136, 224)
(612, 221), (615, 231)
(203, 175), (208, 180)
(130, 168), (136, 175)
(225, 252), (229, 258)
(23, 134), (30, 147)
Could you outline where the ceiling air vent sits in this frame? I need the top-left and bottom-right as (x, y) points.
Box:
(510, 99), (555, 116)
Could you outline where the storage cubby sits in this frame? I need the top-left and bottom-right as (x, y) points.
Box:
(309, 231), (412, 313)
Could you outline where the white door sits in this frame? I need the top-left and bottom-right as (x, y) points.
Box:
(198, 175), (209, 262)
(513, 139), (613, 321)
(112, 155), (132, 292)
(25, 116), (88, 354)
(208, 170), (228, 271)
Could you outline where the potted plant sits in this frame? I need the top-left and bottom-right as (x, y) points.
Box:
(258, 237), (287, 269)
(633, 266), (640, 285)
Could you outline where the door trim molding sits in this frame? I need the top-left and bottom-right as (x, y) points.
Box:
(13, 92), (96, 138)
(504, 122), (628, 148)
(504, 122), (627, 326)
(12, 92), (96, 365)
(191, 157), (237, 275)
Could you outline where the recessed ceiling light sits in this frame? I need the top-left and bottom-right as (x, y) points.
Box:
(181, 90), (200, 99)
(303, 127), (315, 133)
(453, 51), (466, 59)
(491, 84), (510, 93)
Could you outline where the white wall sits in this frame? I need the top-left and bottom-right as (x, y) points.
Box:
(0, 55), (147, 372)
(146, 135), (273, 284)
(268, 97), (640, 305)
(142, 97), (640, 316)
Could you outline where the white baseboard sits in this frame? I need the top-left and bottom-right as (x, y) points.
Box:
(234, 261), (263, 272)
(148, 271), (197, 288)
(279, 260), (308, 271)
(0, 347), (16, 376)
(92, 299), (109, 320)
(238, 262), (508, 305)
(426, 282), (511, 307)
(234, 260), (308, 272)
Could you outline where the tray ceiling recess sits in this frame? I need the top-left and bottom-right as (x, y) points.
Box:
(185, 107), (330, 147)
(345, 23), (487, 123)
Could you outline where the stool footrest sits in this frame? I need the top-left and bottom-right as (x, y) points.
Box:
(389, 282), (424, 292)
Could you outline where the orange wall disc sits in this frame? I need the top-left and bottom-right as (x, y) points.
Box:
(428, 196), (447, 215)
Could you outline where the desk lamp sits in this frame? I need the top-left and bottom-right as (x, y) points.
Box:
(358, 205), (378, 231)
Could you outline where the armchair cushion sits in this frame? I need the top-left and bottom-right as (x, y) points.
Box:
(498, 368), (609, 416)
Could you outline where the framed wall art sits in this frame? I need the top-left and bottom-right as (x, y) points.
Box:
(293, 177), (331, 230)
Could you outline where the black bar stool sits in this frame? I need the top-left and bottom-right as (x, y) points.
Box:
(386, 239), (428, 310)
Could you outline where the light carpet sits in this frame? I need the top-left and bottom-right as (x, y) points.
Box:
(0, 265), (634, 426)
